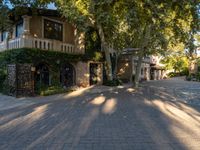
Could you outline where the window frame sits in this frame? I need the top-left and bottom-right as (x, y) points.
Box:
(43, 17), (64, 41)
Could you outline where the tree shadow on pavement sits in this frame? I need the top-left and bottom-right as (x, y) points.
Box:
(0, 83), (200, 150)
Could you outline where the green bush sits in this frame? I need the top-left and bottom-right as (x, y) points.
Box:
(0, 68), (7, 92)
(0, 48), (87, 95)
(103, 78), (122, 86)
(196, 72), (200, 81)
(186, 75), (192, 81)
(180, 67), (189, 76)
(36, 85), (74, 96)
(168, 72), (178, 77)
(186, 74), (196, 81)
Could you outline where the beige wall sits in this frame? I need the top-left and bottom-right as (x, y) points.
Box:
(117, 60), (132, 81)
(76, 62), (90, 87)
(118, 56), (151, 82)
(29, 16), (75, 44)
(189, 61), (198, 74)
(30, 16), (43, 38)
(75, 62), (103, 87)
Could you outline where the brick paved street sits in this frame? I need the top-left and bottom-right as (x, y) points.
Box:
(1, 78), (200, 150)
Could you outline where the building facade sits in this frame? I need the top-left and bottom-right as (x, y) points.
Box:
(0, 8), (103, 96)
(117, 49), (166, 82)
(117, 53), (151, 82)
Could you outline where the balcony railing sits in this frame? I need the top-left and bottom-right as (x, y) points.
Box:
(0, 37), (84, 54)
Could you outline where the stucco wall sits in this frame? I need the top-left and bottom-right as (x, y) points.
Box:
(29, 16), (75, 44)
(76, 62), (90, 87)
(117, 60), (132, 82)
(75, 62), (103, 87)
(118, 57), (151, 82)
(189, 61), (198, 74)
(30, 16), (43, 38)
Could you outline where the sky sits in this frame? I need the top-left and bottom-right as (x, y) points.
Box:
(47, 3), (56, 10)
(6, 1), (57, 10)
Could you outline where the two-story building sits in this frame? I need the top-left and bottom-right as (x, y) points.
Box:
(0, 8), (103, 96)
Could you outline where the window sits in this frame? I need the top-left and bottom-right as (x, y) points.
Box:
(16, 22), (23, 38)
(44, 19), (63, 41)
(1, 31), (8, 42)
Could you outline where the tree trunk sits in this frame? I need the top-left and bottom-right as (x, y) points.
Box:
(134, 52), (143, 88)
(113, 53), (118, 79)
(97, 24), (113, 81)
(133, 24), (151, 88)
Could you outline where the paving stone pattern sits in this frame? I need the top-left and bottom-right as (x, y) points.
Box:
(0, 78), (200, 150)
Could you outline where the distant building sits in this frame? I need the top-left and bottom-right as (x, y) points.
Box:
(188, 47), (200, 74)
(117, 48), (166, 82)
(150, 55), (165, 80)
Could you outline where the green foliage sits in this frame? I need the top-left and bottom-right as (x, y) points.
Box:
(168, 72), (178, 78)
(103, 78), (122, 87)
(168, 67), (189, 78)
(196, 72), (200, 81)
(186, 75), (192, 81)
(35, 85), (73, 96)
(180, 67), (189, 76)
(162, 50), (189, 73)
(0, 68), (7, 92)
(0, 2), (12, 31)
(0, 48), (83, 65)
(84, 27), (103, 61)
(0, 48), (84, 95)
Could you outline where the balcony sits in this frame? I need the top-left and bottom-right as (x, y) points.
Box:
(0, 37), (84, 54)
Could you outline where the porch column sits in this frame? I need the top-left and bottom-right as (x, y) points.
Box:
(154, 70), (157, 80)
(22, 15), (32, 48)
(22, 15), (31, 37)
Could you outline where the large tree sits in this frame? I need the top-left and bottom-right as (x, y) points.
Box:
(121, 0), (199, 87)
(2, 0), (200, 86)
(53, 0), (125, 81)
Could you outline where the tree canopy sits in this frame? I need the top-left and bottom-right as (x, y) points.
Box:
(1, 0), (199, 84)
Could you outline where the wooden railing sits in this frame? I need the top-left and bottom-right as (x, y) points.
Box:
(0, 37), (84, 54)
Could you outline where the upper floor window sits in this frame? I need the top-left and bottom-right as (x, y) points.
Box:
(44, 19), (63, 41)
(1, 31), (8, 42)
(16, 22), (23, 38)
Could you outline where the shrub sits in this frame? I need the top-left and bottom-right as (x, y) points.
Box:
(180, 67), (189, 76)
(168, 72), (177, 77)
(36, 85), (74, 96)
(0, 48), (86, 95)
(196, 72), (200, 81)
(186, 75), (192, 81)
(103, 78), (122, 86)
(0, 68), (7, 92)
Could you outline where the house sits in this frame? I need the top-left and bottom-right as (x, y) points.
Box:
(117, 49), (151, 82)
(117, 48), (167, 82)
(0, 8), (103, 96)
(150, 55), (165, 80)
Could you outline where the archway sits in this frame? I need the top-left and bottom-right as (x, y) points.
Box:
(60, 63), (75, 87)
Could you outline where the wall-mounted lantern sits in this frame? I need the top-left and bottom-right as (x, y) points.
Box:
(31, 67), (36, 72)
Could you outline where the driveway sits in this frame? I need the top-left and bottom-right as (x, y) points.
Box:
(0, 78), (200, 150)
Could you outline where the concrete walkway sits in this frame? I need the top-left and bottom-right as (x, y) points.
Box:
(0, 78), (200, 150)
